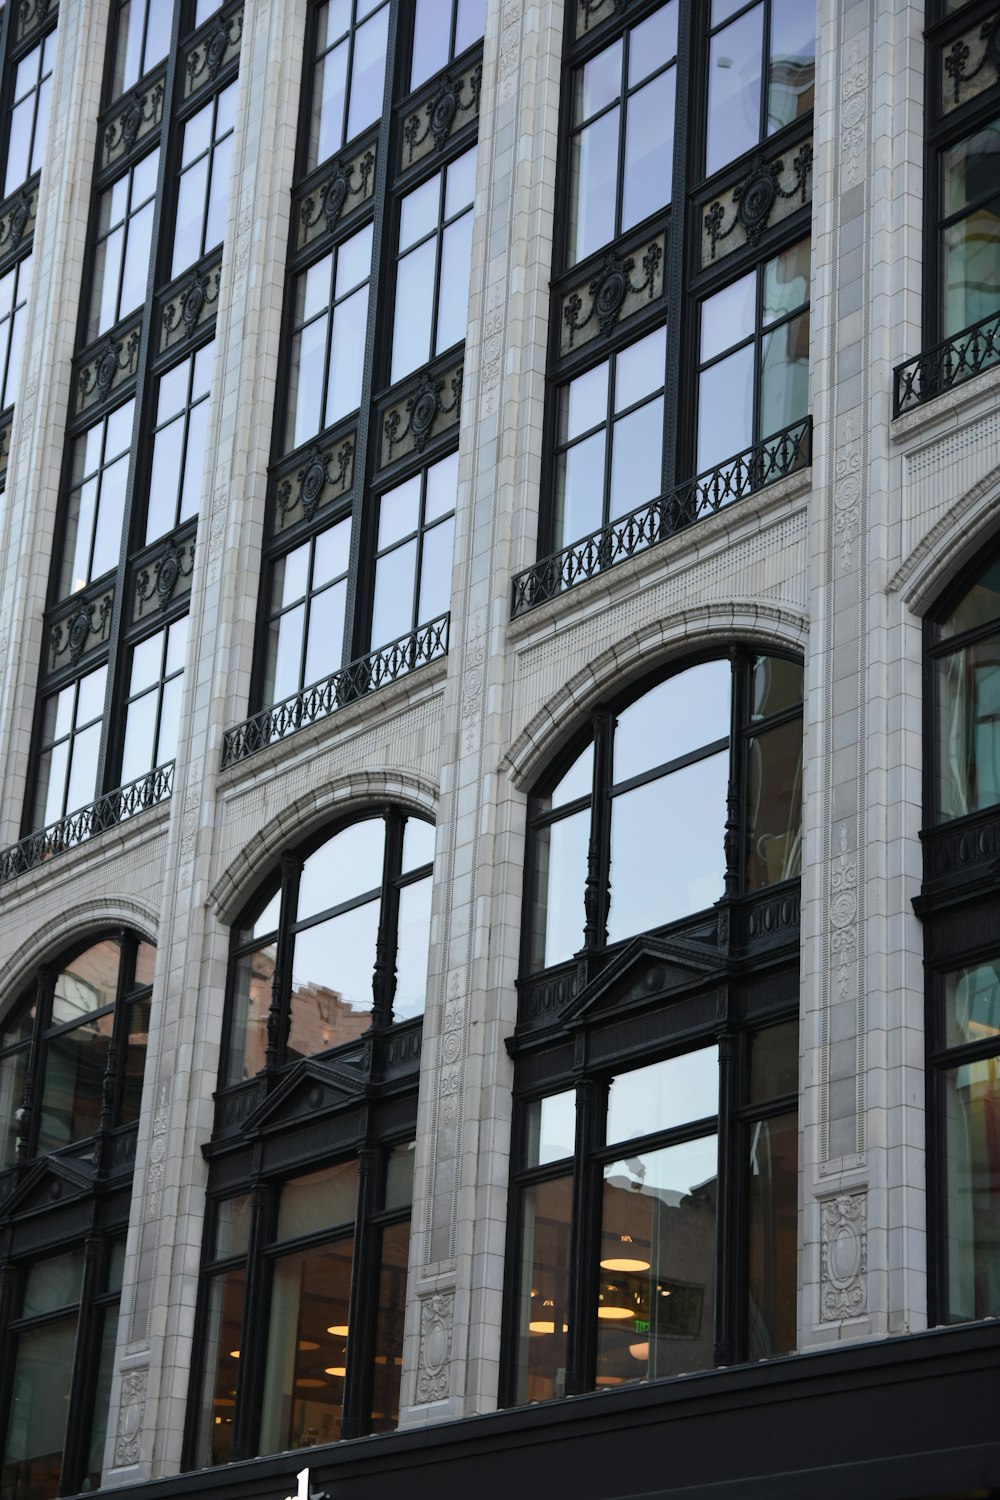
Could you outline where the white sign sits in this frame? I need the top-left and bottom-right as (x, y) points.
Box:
(282, 1469), (328, 1500)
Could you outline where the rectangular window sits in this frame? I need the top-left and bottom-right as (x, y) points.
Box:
(263, 512), (352, 704)
(939, 116), (1000, 339)
(172, 81), (237, 279)
(705, 0), (815, 179)
(145, 341), (215, 543)
(285, 225), (373, 453)
(5, 28), (55, 195)
(370, 449), (457, 648)
(119, 616), (188, 785)
(568, 2), (677, 266)
(390, 146), (476, 383)
(409, 0), (486, 91)
(307, 0), (390, 172)
(88, 148), (160, 342)
(111, 0), (172, 100)
(0, 250), (31, 411)
(59, 401), (135, 600)
(34, 665), (107, 828)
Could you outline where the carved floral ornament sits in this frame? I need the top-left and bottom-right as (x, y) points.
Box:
(702, 142), (812, 264)
(134, 537), (196, 615)
(49, 593), (113, 670)
(77, 329), (140, 409)
(185, 6), (243, 96)
(383, 366), (463, 462)
(562, 240), (663, 350)
(577, 0), (628, 35)
(103, 82), (164, 165)
(0, 185), (35, 256)
(416, 1291), (453, 1403)
(161, 262), (221, 348)
(403, 64), (482, 164)
(820, 1192), (867, 1321)
(17, 0), (53, 44)
(943, 10), (1000, 110)
(276, 439), (353, 526)
(298, 148), (375, 244)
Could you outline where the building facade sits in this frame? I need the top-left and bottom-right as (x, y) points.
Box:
(0, 0), (998, 1497)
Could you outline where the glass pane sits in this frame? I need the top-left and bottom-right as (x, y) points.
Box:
(562, 361), (608, 443)
(85, 1305), (120, 1489)
(531, 807), (589, 969)
(119, 994), (151, 1124)
(746, 717), (803, 890)
(629, 4), (677, 85)
(515, 1175), (572, 1404)
(615, 326), (666, 411)
(944, 963), (1000, 1049)
(311, 37), (348, 168)
(524, 1090), (576, 1167)
(277, 1161), (359, 1241)
(134, 940), (156, 988)
(701, 271), (756, 363)
(455, 0), (486, 53)
(750, 655), (803, 719)
(398, 176), (438, 252)
(410, 0), (448, 89)
(608, 751), (729, 939)
(425, 450), (459, 521)
(555, 429), (606, 546)
(194, 1268), (245, 1467)
(698, 344), (754, 469)
(750, 1021), (799, 1102)
(570, 108), (618, 264)
(265, 602), (305, 704)
(936, 641), (1000, 819)
(622, 68), (674, 231)
(23, 1251), (86, 1315)
(52, 941), (121, 1024)
(541, 742), (593, 813)
(763, 238), (810, 323)
(943, 201), (1000, 338)
(940, 559), (1000, 641)
(706, 5), (763, 178)
(417, 516), (454, 623)
(370, 1218), (410, 1433)
(37, 1011), (115, 1152)
(226, 943), (275, 1085)
(436, 211), (473, 353)
(609, 397), (663, 517)
(298, 819), (385, 920)
(384, 1142), (415, 1210)
(1, 1318), (77, 1498)
(391, 240), (435, 382)
(597, 1138), (717, 1385)
(393, 876), (431, 1022)
(0, 1047), (29, 1169)
(214, 1194), (253, 1259)
(325, 285), (369, 426)
(120, 689), (158, 785)
(346, 7), (389, 142)
(401, 816), (435, 872)
(747, 1111), (797, 1357)
(371, 537), (417, 645)
(577, 39), (622, 123)
(768, 0), (815, 132)
(759, 310), (809, 438)
(943, 119), (1000, 219)
(288, 903), (380, 1056)
(943, 1060), (1000, 1321)
(607, 1046), (718, 1144)
(614, 661), (730, 783)
(259, 1238), (355, 1454)
(302, 581), (346, 690)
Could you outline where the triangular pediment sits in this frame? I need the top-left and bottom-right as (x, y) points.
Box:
(2, 1152), (95, 1218)
(561, 934), (727, 1027)
(243, 1056), (368, 1135)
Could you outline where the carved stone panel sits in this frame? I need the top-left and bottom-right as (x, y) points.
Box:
(102, 74), (166, 174)
(74, 317), (142, 419)
(0, 409), (12, 484)
(16, 0), (56, 45)
(559, 232), (665, 358)
(132, 533), (196, 623)
(379, 357), (464, 470)
(941, 10), (1000, 113)
(113, 1367), (147, 1467)
(820, 1191), (868, 1321)
(296, 141), (376, 254)
(273, 434), (355, 535)
(46, 586), (115, 677)
(158, 256), (222, 356)
(0, 176), (38, 269)
(415, 1291), (453, 1403)
(401, 58), (482, 172)
(183, 4), (244, 101)
(701, 139), (812, 267)
(574, 0), (621, 38)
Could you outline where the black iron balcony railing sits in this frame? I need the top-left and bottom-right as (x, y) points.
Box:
(894, 308), (1000, 418)
(0, 762), (174, 885)
(221, 613), (450, 768)
(511, 417), (812, 618)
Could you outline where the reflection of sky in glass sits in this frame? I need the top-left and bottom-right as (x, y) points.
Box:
(608, 751), (728, 940)
(291, 901), (379, 1016)
(607, 1046), (718, 1143)
(526, 1089), (576, 1166)
(604, 1133), (718, 1202)
(298, 820), (385, 920)
(394, 877), (431, 1021)
(536, 808), (589, 967)
(614, 661), (730, 783)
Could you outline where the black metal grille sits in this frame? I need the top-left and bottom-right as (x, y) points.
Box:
(510, 418), (812, 617)
(894, 309), (1000, 418)
(221, 613), (450, 768)
(0, 762), (175, 885)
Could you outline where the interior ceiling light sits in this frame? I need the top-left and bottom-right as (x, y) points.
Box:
(600, 1233), (651, 1273)
(326, 1323), (349, 1336)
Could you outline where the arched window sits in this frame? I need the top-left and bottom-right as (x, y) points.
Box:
(0, 931), (154, 1500)
(504, 652), (803, 1405)
(221, 808), (434, 1086)
(924, 549), (1000, 1325)
(190, 809), (432, 1466)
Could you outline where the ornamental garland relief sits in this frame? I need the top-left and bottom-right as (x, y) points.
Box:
(416, 1291), (454, 1402)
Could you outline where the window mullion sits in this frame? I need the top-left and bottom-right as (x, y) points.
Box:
(229, 1180), (275, 1463)
(373, 806), (403, 1026)
(58, 1232), (105, 1496)
(583, 709), (613, 954)
(267, 853), (302, 1073)
(564, 1074), (606, 1395)
(340, 1140), (382, 1439)
(712, 1024), (741, 1366)
(663, 0), (695, 487)
(15, 964), (52, 1168)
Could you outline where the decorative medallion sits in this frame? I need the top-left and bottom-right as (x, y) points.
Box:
(185, 7), (243, 97)
(135, 538), (196, 614)
(820, 1192), (868, 1320)
(298, 149), (374, 245)
(403, 63), (482, 165)
(703, 143), (812, 262)
(7, 193), (29, 247)
(161, 262), (221, 348)
(77, 330), (140, 410)
(121, 97), (144, 151)
(563, 241), (663, 348)
(382, 365), (463, 463)
(276, 440), (353, 527)
(103, 83), (164, 168)
(945, 12), (1000, 108)
(49, 593), (113, 669)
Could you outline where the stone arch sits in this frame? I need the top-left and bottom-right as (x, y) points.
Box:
(889, 460), (1000, 616)
(209, 769), (440, 923)
(0, 895), (159, 1018)
(502, 600), (809, 790)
